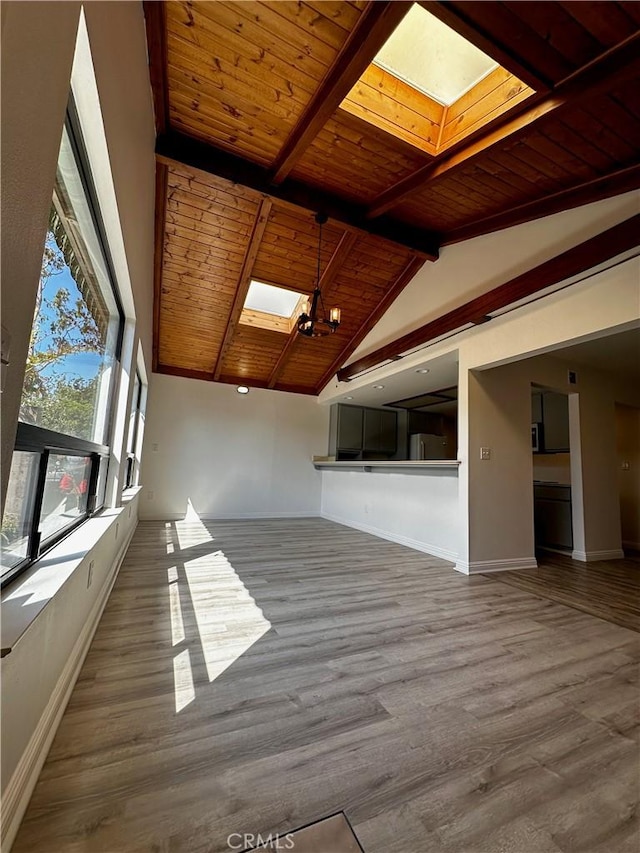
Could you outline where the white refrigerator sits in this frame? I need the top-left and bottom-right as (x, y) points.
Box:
(409, 433), (448, 460)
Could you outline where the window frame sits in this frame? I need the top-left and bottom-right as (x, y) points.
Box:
(1, 97), (124, 588)
(125, 371), (143, 490)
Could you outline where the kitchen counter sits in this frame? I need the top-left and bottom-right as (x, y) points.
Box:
(313, 459), (461, 471)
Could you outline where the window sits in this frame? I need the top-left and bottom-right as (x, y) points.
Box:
(239, 280), (307, 334)
(341, 4), (534, 156)
(1, 99), (123, 586)
(125, 372), (142, 489)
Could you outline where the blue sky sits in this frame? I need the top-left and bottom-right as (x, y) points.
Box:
(38, 239), (104, 383)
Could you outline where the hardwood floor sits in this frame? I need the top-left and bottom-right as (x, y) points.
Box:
(13, 518), (639, 853)
(490, 552), (640, 632)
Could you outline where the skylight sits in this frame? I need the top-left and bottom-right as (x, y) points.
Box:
(244, 280), (303, 318)
(373, 5), (498, 106)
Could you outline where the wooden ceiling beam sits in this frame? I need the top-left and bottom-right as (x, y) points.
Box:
(270, 1), (412, 184)
(267, 231), (359, 388)
(156, 364), (314, 396)
(442, 163), (640, 246)
(337, 214), (640, 382)
(317, 255), (426, 393)
(142, 1), (169, 135)
(366, 33), (640, 219)
(155, 131), (440, 260)
(212, 198), (273, 381)
(418, 2), (554, 93)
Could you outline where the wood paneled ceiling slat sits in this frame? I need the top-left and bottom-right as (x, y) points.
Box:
(146, 1), (640, 394)
(290, 111), (431, 203)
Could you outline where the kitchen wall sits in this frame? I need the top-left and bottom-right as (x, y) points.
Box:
(141, 375), (328, 520)
(616, 404), (640, 551)
(460, 352), (640, 570)
(321, 467), (459, 562)
(532, 453), (571, 485)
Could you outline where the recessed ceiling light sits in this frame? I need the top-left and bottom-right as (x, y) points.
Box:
(237, 385), (250, 394)
(416, 369), (430, 374)
(344, 395), (354, 400)
(372, 384), (385, 390)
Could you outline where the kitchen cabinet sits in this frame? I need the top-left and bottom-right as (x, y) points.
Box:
(329, 404), (363, 457)
(542, 392), (570, 453)
(329, 404), (397, 459)
(408, 410), (444, 436)
(531, 391), (543, 424)
(534, 484), (573, 549)
(531, 390), (570, 453)
(364, 408), (397, 454)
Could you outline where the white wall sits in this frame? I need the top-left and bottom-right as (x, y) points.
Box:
(141, 375), (329, 520)
(321, 468), (459, 562)
(349, 190), (639, 363)
(459, 353), (640, 571)
(0, 3), (155, 847)
(0, 0), (81, 507)
(1, 494), (140, 849)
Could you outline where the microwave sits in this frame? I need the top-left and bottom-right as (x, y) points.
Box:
(531, 423), (541, 452)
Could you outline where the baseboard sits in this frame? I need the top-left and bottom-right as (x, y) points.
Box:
(455, 556), (538, 575)
(1, 520), (137, 852)
(571, 548), (625, 562)
(622, 540), (640, 552)
(139, 511), (321, 521)
(321, 512), (458, 564)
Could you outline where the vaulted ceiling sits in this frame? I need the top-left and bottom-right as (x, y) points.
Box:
(144, 1), (640, 395)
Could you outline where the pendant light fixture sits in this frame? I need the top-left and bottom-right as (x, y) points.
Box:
(297, 212), (341, 337)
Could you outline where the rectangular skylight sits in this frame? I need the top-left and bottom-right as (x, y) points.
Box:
(373, 5), (498, 107)
(244, 280), (303, 318)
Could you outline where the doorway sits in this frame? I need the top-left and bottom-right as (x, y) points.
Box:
(531, 386), (573, 554)
(615, 403), (640, 554)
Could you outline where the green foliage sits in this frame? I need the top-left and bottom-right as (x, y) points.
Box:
(20, 232), (105, 436)
(33, 375), (100, 437)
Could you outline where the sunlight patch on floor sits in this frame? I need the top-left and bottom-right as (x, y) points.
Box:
(174, 499), (215, 550)
(184, 549), (271, 683)
(169, 576), (185, 646)
(172, 648), (195, 712)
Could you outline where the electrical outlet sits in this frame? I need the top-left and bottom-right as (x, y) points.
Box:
(480, 447), (491, 460)
(621, 461), (630, 470)
(152, 443), (159, 452)
(147, 490), (154, 500)
(87, 560), (94, 589)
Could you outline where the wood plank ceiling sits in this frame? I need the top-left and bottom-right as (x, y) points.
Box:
(145, 1), (640, 395)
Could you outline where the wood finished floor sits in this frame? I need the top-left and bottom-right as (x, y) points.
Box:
(13, 519), (640, 853)
(489, 552), (640, 633)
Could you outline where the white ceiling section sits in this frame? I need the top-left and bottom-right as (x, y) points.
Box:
(244, 280), (303, 318)
(374, 4), (498, 106)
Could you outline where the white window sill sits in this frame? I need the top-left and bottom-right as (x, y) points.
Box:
(1, 487), (141, 657)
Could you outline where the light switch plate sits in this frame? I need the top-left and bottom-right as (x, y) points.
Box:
(480, 447), (491, 460)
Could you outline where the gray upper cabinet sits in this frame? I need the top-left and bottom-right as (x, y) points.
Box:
(329, 404), (363, 454)
(329, 404), (397, 459)
(364, 408), (397, 454)
(542, 391), (570, 453)
(531, 391), (543, 424)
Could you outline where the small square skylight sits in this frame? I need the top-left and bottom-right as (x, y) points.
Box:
(373, 5), (498, 107)
(244, 280), (303, 318)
